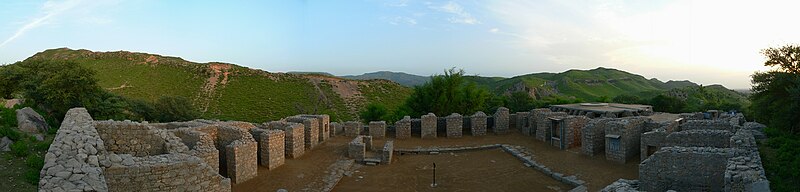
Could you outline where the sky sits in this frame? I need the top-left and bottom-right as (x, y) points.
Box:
(1, 0), (799, 89)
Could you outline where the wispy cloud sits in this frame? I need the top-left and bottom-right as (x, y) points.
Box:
(0, 0), (85, 48)
(384, 0), (409, 7)
(385, 16), (417, 26)
(429, 1), (479, 24)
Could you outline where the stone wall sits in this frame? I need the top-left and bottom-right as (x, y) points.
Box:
(470, 112), (487, 136)
(560, 116), (589, 149)
(39, 108), (110, 191)
(301, 115), (330, 142)
(348, 136), (372, 161)
(395, 117), (412, 139)
(680, 119), (733, 132)
(640, 129), (667, 162)
(534, 112), (567, 141)
(446, 113), (463, 138)
(581, 118), (615, 156)
(604, 118), (646, 163)
(515, 112), (530, 134)
(421, 113), (437, 139)
(493, 107), (510, 134)
(368, 121), (386, 139)
(725, 152), (770, 192)
(344, 121), (362, 137)
(330, 122), (342, 137)
(264, 122), (305, 158)
(639, 147), (733, 192)
(250, 128), (285, 169)
(96, 121), (187, 157)
(286, 116), (319, 150)
(171, 128), (220, 172)
(665, 129), (733, 148)
(382, 140), (394, 164)
(526, 109), (551, 136)
(103, 153), (231, 192)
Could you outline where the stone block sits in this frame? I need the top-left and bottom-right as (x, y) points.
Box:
(344, 121), (362, 137)
(470, 112), (487, 136)
(421, 113), (437, 139)
(368, 121), (386, 139)
(395, 117), (412, 139)
(446, 113), (463, 138)
(494, 107), (510, 134)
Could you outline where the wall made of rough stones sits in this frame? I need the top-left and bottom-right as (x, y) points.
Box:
(470, 112), (488, 136)
(680, 119), (733, 132)
(95, 121), (188, 157)
(382, 140), (394, 164)
(528, 108), (552, 137)
(604, 118), (647, 163)
(286, 116), (319, 149)
(581, 118), (615, 156)
(330, 122), (343, 137)
(421, 113), (437, 139)
(103, 153), (231, 192)
(446, 113), (463, 138)
(39, 108), (109, 191)
(640, 129), (668, 162)
(369, 121), (387, 139)
(171, 128), (220, 172)
(348, 136), (372, 161)
(515, 112), (530, 134)
(225, 139), (258, 184)
(534, 112), (567, 141)
(301, 115), (330, 142)
(493, 107), (510, 134)
(562, 116), (589, 149)
(344, 121), (362, 137)
(250, 128), (285, 169)
(264, 122), (305, 158)
(640, 147), (733, 192)
(725, 151), (770, 192)
(665, 129), (733, 148)
(395, 117), (412, 139)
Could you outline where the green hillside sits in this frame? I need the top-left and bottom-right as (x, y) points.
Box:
(25, 48), (412, 122)
(341, 71), (430, 87)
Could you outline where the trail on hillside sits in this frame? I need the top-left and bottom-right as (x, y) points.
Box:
(196, 63), (231, 113)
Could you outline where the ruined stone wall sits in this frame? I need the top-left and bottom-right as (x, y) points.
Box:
(640, 129), (668, 161)
(494, 107), (510, 134)
(265, 122), (304, 158)
(581, 118), (614, 156)
(527, 108), (551, 137)
(171, 128), (220, 172)
(470, 112), (487, 136)
(382, 140), (394, 164)
(301, 115), (330, 142)
(225, 139), (258, 184)
(286, 116), (319, 149)
(330, 122), (342, 137)
(680, 119), (733, 132)
(640, 147), (733, 192)
(604, 118), (646, 163)
(250, 128), (285, 169)
(369, 121), (386, 139)
(562, 116), (589, 149)
(725, 151), (770, 192)
(421, 113), (437, 139)
(446, 113), (463, 138)
(534, 112), (567, 141)
(103, 153), (231, 192)
(348, 136), (372, 161)
(665, 130), (733, 148)
(96, 121), (187, 157)
(39, 108), (109, 191)
(344, 121), (362, 137)
(515, 112), (530, 134)
(395, 117), (412, 139)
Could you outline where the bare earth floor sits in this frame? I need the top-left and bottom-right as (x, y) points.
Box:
(233, 131), (639, 191)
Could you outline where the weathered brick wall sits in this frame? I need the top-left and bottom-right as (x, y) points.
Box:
(286, 116), (319, 149)
(344, 121), (362, 137)
(665, 130), (733, 148)
(604, 118), (646, 163)
(493, 107), (510, 134)
(563, 116), (589, 149)
(265, 122), (305, 158)
(382, 140), (394, 164)
(446, 113), (463, 138)
(250, 128), (285, 169)
(534, 112), (567, 141)
(104, 153), (231, 192)
(640, 147), (733, 192)
(369, 121), (387, 139)
(39, 108), (110, 191)
(470, 112), (487, 136)
(421, 113), (437, 139)
(301, 115), (330, 142)
(395, 117), (412, 139)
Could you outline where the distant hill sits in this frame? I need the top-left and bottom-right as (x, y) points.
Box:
(287, 71), (335, 76)
(341, 71), (429, 87)
(24, 48), (412, 122)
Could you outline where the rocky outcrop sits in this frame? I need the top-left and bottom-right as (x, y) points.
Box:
(16, 107), (48, 134)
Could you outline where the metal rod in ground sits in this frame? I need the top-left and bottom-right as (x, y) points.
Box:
(431, 162), (437, 187)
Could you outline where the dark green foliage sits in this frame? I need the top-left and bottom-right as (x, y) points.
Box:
(0, 107), (18, 130)
(359, 103), (389, 123)
(0, 126), (21, 142)
(612, 94), (641, 104)
(23, 169), (39, 185)
(750, 71), (800, 134)
(125, 99), (157, 121)
(505, 92), (535, 112)
(10, 140), (30, 157)
(761, 127), (800, 192)
(13, 60), (105, 120)
(0, 65), (22, 99)
(649, 95), (686, 113)
(404, 68), (491, 116)
(33, 140), (51, 151)
(153, 96), (200, 122)
(24, 155), (43, 170)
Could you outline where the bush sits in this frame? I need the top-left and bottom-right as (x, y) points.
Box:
(0, 107), (17, 128)
(153, 96), (200, 122)
(33, 140), (51, 152)
(404, 68), (491, 116)
(23, 169), (39, 185)
(359, 103), (389, 123)
(0, 126), (22, 141)
(25, 155), (44, 169)
(10, 140), (30, 157)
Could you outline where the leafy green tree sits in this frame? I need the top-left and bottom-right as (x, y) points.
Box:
(403, 68), (491, 116)
(750, 45), (800, 134)
(13, 60), (106, 119)
(153, 96), (200, 122)
(612, 94), (641, 104)
(650, 95), (686, 113)
(359, 103), (389, 123)
(505, 92), (535, 112)
(0, 65), (22, 99)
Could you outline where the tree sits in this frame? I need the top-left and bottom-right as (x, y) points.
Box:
(650, 95), (686, 113)
(612, 94), (641, 104)
(359, 103), (389, 123)
(14, 60), (107, 119)
(750, 45), (800, 133)
(0, 65), (22, 99)
(762, 45), (800, 74)
(153, 96), (200, 122)
(505, 92), (534, 112)
(403, 68), (491, 116)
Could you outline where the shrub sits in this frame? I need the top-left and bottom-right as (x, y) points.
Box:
(25, 155), (44, 169)
(153, 96), (200, 122)
(0, 126), (22, 141)
(10, 140), (30, 157)
(33, 140), (51, 152)
(24, 169), (39, 185)
(359, 103), (389, 123)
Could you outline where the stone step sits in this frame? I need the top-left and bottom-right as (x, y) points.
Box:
(363, 158), (382, 164)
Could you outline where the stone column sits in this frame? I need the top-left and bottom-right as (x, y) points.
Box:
(470, 112), (487, 136)
(344, 121), (362, 137)
(369, 121), (387, 139)
(395, 116), (412, 139)
(494, 107), (510, 134)
(421, 113), (437, 139)
(446, 113), (463, 138)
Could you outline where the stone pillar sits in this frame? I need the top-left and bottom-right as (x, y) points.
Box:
(329, 122), (340, 137)
(446, 113), (463, 138)
(516, 112), (531, 136)
(302, 115), (330, 142)
(382, 140), (394, 164)
(395, 116), (412, 139)
(470, 112), (487, 136)
(421, 113), (437, 139)
(225, 140), (258, 184)
(348, 136), (367, 161)
(344, 121), (362, 137)
(494, 107), (510, 134)
(286, 117), (319, 150)
(369, 121), (387, 139)
(253, 129), (285, 169)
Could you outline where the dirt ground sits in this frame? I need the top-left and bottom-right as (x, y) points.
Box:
(233, 131), (640, 191)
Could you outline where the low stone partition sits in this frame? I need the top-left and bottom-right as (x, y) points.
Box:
(381, 140), (394, 164)
(264, 122), (305, 158)
(470, 112), (488, 136)
(344, 121), (362, 137)
(103, 153), (231, 191)
(348, 136), (372, 161)
(39, 108), (110, 191)
(446, 113), (463, 138)
(369, 121), (386, 139)
(249, 128), (285, 169)
(640, 128), (667, 162)
(526, 109), (551, 136)
(395, 117), (412, 139)
(171, 128), (221, 172)
(301, 114), (330, 142)
(192, 125), (258, 184)
(665, 129), (733, 148)
(493, 107), (510, 134)
(96, 120), (189, 157)
(680, 119), (734, 132)
(639, 147), (734, 191)
(421, 113), (437, 139)
(724, 152), (770, 191)
(286, 116), (319, 149)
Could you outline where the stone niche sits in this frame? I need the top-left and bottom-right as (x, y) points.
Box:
(604, 118), (647, 163)
(534, 111), (568, 142)
(301, 115), (330, 142)
(263, 121), (305, 159)
(181, 125), (259, 184)
(548, 116), (589, 149)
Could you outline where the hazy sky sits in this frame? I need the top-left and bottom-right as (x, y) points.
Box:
(1, 0), (798, 89)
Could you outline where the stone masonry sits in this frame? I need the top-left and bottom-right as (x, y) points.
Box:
(382, 140), (394, 164)
(515, 112), (530, 134)
(639, 147), (734, 191)
(493, 107), (510, 134)
(301, 115), (330, 142)
(446, 113), (463, 138)
(421, 113), (437, 139)
(604, 118), (647, 163)
(285, 116), (319, 150)
(344, 121), (362, 137)
(249, 128), (285, 169)
(264, 122), (305, 158)
(534, 111), (567, 142)
(395, 116), (412, 139)
(369, 121), (386, 139)
(347, 136), (372, 161)
(470, 111), (487, 136)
